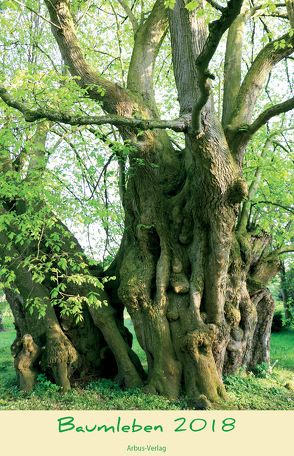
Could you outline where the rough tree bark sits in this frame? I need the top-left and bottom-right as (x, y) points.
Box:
(0, 0), (293, 405)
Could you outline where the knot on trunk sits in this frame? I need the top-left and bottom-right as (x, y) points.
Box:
(227, 178), (248, 204)
(170, 272), (190, 294)
(43, 326), (79, 368)
(172, 257), (183, 273)
(183, 328), (215, 359)
(15, 334), (41, 368)
(224, 303), (241, 327)
(14, 334), (41, 392)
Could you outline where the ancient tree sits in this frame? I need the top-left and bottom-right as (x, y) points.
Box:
(0, 0), (293, 406)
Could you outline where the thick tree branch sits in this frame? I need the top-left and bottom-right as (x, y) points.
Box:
(228, 31), (294, 132)
(230, 97), (294, 155)
(44, 0), (135, 115)
(196, 0), (243, 69)
(0, 86), (188, 132)
(222, 5), (250, 127)
(191, 72), (214, 134)
(247, 97), (294, 135)
(127, 0), (168, 112)
(191, 0), (243, 133)
(168, 0), (202, 115)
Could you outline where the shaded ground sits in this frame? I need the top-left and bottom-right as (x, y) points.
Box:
(0, 316), (293, 410)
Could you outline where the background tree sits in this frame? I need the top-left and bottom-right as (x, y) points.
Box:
(0, 290), (6, 332)
(0, 0), (293, 406)
(280, 262), (294, 324)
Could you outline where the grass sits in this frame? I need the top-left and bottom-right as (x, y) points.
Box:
(271, 330), (294, 371)
(222, 365), (294, 410)
(0, 315), (293, 410)
(0, 317), (16, 388)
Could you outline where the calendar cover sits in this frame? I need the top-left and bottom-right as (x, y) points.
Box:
(0, 0), (293, 454)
